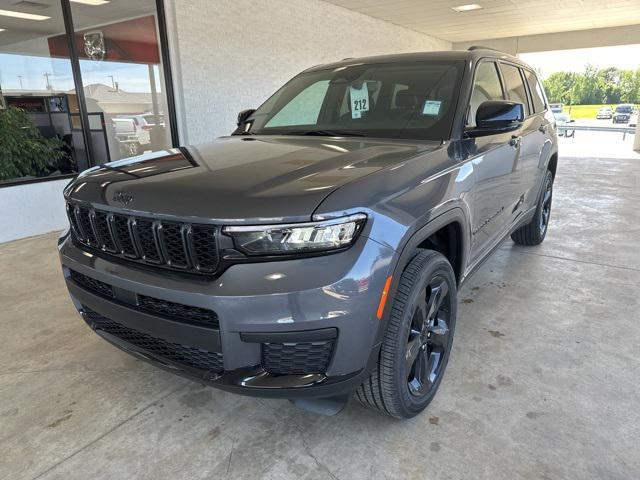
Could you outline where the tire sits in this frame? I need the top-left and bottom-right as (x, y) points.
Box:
(511, 169), (554, 246)
(355, 249), (457, 419)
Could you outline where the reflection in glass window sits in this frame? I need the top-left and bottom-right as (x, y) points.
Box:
(0, 0), (175, 185)
(266, 80), (330, 127)
(0, 1), (83, 185)
(67, 2), (173, 162)
(523, 69), (547, 113)
(468, 62), (504, 126)
(247, 62), (463, 141)
(501, 64), (529, 116)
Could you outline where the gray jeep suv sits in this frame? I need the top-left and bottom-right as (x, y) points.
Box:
(59, 48), (557, 419)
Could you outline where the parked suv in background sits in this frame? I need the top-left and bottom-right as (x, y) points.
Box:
(59, 48), (558, 419)
(113, 113), (165, 156)
(612, 104), (634, 123)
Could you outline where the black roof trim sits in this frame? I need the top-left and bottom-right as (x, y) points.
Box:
(301, 49), (529, 74)
(467, 45), (500, 52)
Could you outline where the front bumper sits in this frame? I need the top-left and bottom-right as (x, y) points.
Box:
(59, 232), (394, 398)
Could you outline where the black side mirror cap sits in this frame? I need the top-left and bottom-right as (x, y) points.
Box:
(466, 101), (524, 137)
(237, 109), (256, 127)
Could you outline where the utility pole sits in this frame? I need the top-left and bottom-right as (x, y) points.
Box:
(43, 72), (52, 90)
(17, 75), (23, 90)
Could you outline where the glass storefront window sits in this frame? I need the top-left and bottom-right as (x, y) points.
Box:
(0, 0), (86, 185)
(0, 0), (175, 185)
(68, 0), (173, 162)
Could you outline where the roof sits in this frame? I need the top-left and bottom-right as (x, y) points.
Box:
(64, 84), (152, 105)
(304, 49), (528, 73)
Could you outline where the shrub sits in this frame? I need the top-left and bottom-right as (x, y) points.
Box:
(0, 107), (66, 181)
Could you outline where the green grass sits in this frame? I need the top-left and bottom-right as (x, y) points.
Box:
(562, 104), (612, 119)
(561, 104), (638, 119)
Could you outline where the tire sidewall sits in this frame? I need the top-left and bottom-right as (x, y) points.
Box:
(534, 170), (554, 242)
(386, 252), (457, 418)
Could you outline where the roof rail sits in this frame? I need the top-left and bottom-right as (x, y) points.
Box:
(467, 45), (500, 52)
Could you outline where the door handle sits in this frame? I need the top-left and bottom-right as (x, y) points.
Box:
(509, 135), (521, 148)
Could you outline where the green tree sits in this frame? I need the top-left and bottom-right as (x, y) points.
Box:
(543, 71), (576, 104)
(619, 69), (640, 103)
(0, 107), (65, 181)
(597, 67), (622, 103)
(571, 64), (602, 104)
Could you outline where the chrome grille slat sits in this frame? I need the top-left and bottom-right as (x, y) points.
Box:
(66, 203), (220, 276)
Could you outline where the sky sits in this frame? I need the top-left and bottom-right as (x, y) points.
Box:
(0, 52), (158, 93)
(2, 43), (640, 92)
(520, 44), (640, 79)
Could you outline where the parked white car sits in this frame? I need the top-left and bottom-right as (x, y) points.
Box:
(554, 112), (574, 137)
(596, 107), (613, 119)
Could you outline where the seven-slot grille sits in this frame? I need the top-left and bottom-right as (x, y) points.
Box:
(67, 203), (219, 275)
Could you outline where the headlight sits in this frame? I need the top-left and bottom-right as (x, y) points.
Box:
(223, 213), (366, 255)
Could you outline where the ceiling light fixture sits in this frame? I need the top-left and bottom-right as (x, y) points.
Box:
(70, 0), (110, 5)
(0, 28), (5, 32)
(0, 9), (50, 20)
(452, 4), (482, 12)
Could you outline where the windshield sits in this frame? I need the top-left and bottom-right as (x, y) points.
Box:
(616, 105), (632, 113)
(239, 61), (464, 140)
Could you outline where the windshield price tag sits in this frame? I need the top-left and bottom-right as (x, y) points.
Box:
(422, 100), (442, 116)
(350, 83), (369, 119)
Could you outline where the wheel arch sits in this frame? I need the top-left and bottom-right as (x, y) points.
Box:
(371, 206), (469, 363)
(395, 208), (469, 285)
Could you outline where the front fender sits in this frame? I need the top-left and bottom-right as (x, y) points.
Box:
(372, 206), (471, 347)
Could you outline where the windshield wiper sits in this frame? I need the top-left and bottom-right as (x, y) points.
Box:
(289, 129), (368, 137)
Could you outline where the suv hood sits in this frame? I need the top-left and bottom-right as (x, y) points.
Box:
(66, 135), (441, 223)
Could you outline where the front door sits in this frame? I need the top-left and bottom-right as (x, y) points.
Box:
(465, 60), (524, 265)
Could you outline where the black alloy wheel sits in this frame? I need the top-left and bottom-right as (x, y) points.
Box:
(406, 276), (452, 397)
(355, 249), (457, 419)
(511, 169), (554, 246)
(539, 173), (553, 236)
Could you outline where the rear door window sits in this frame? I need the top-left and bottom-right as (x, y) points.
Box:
(523, 70), (547, 113)
(500, 63), (530, 116)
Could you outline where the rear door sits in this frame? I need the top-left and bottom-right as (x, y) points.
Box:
(522, 68), (553, 208)
(500, 62), (549, 217)
(498, 62), (540, 217)
(466, 60), (522, 264)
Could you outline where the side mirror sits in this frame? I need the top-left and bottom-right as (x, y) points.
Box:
(237, 109), (255, 127)
(466, 101), (524, 137)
